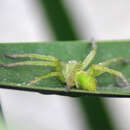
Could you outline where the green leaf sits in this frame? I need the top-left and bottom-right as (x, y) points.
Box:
(0, 40), (130, 97)
(39, 1), (114, 130)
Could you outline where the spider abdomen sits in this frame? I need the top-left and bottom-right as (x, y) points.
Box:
(75, 71), (97, 91)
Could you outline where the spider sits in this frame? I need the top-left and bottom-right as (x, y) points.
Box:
(0, 41), (130, 92)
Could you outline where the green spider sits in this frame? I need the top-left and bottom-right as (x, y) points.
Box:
(0, 41), (130, 92)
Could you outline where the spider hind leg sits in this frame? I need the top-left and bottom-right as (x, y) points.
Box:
(89, 64), (130, 88)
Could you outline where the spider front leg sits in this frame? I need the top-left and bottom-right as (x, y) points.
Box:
(4, 54), (58, 62)
(0, 53), (59, 67)
(89, 64), (130, 88)
(0, 61), (56, 67)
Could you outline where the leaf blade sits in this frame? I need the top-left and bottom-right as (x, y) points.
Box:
(0, 40), (130, 97)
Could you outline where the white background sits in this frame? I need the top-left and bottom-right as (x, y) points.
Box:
(0, 0), (130, 130)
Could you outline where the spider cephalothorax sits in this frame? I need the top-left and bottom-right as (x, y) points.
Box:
(0, 41), (130, 92)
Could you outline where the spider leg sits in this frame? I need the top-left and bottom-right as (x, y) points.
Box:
(4, 54), (58, 62)
(66, 62), (81, 92)
(0, 61), (56, 67)
(98, 57), (129, 67)
(88, 64), (130, 88)
(81, 40), (97, 70)
(27, 72), (61, 86)
(98, 57), (130, 87)
(114, 76), (124, 88)
(0, 61), (65, 85)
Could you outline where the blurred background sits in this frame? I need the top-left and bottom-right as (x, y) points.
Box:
(0, 0), (130, 130)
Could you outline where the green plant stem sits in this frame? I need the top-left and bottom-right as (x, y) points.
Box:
(39, 0), (77, 40)
(80, 97), (114, 130)
(39, 0), (115, 130)
(0, 105), (7, 130)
